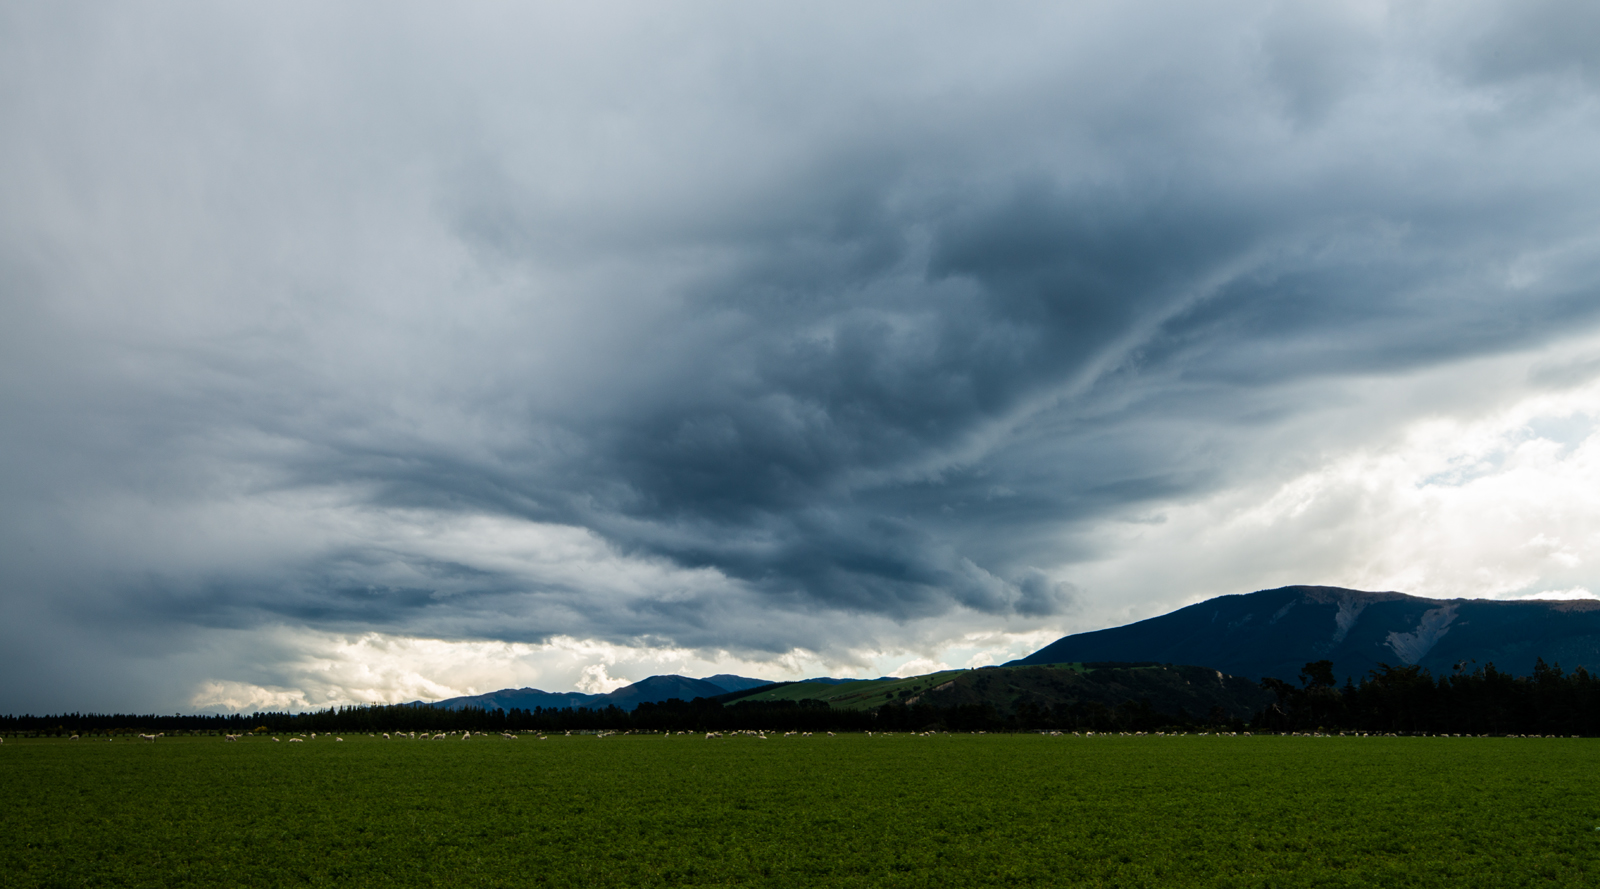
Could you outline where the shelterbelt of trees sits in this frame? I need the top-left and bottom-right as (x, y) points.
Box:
(1253, 658), (1600, 735)
(7, 660), (1600, 736)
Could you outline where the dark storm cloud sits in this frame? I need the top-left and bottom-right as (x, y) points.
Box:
(5, 1), (1600, 710)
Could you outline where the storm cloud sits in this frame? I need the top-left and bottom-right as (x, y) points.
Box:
(5, 1), (1600, 712)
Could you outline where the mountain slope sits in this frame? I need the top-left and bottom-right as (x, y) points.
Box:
(922, 663), (1273, 720)
(1011, 586), (1600, 683)
(734, 671), (969, 710)
(733, 663), (1272, 720)
(429, 674), (770, 712)
(430, 687), (594, 712)
(599, 675), (731, 710)
(698, 674), (774, 693)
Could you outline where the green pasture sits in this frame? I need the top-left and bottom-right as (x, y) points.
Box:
(3, 731), (1598, 887)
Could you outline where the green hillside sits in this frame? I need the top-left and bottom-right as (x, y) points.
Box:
(732, 670), (970, 710)
(732, 662), (1273, 721)
(920, 662), (1273, 721)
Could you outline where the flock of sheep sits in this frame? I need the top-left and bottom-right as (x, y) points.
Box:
(6, 729), (1588, 744)
(5, 729), (543, 744)
(687, 730), (836, 740)
(136, 728), (1260, 742)
(208, 730), (542, 743)
(125, 728), (853, 743)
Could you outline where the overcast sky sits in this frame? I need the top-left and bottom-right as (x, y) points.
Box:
(5, 1), (1600, 714)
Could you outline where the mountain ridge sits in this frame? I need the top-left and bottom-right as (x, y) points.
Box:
(1011, 585), (1600, 683)
(425, 674), (749, 712)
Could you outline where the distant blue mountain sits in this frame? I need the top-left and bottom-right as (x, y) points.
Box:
(699, 674), (775, 693)
(427, 687), (592, 712)
(426, 673), (778, 712)
(599, 675), (731, 710)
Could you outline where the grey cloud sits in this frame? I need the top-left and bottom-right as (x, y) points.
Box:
(1259, 4), (1381, 128)
(5, 1), (1600, 710)
(1460, 0), (1600, 86)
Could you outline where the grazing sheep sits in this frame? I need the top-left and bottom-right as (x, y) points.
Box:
(502, 733), (516, 739)
(433, 733), (446, 740)
(70, 735), (79, 740)
(462, 732), (471, 740)
(382, 733), (390, 740)
(335, 737), (344, 742)
(138, 733), (160, 743)
(289, 738), (303, 743)
(272, 737), (280, 742)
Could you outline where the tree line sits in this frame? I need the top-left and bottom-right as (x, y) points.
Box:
(1254, 658), (1600, 735)
(7, 659), (1600, 736)
(0, 698), (996, 736)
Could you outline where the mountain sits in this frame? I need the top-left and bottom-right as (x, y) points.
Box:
(1010, 585), (1600, 683)
(598, 675), (731, 710)
(427, 687), (586, 712)
(429, 687), (594, 712)
(427, 673), (776, 712)
(733, 663), (1273, 720)
(698, 674), (775, 693)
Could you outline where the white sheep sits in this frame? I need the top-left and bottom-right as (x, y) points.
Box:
(289, 738), (303, 743)
(382, 733), (390, 740)
(335, 737), (344, 742)
(502, 732), (516, 739)
(138, 733), (160, 742)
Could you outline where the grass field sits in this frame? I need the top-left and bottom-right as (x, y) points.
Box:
(4, 731), (1599, 887)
